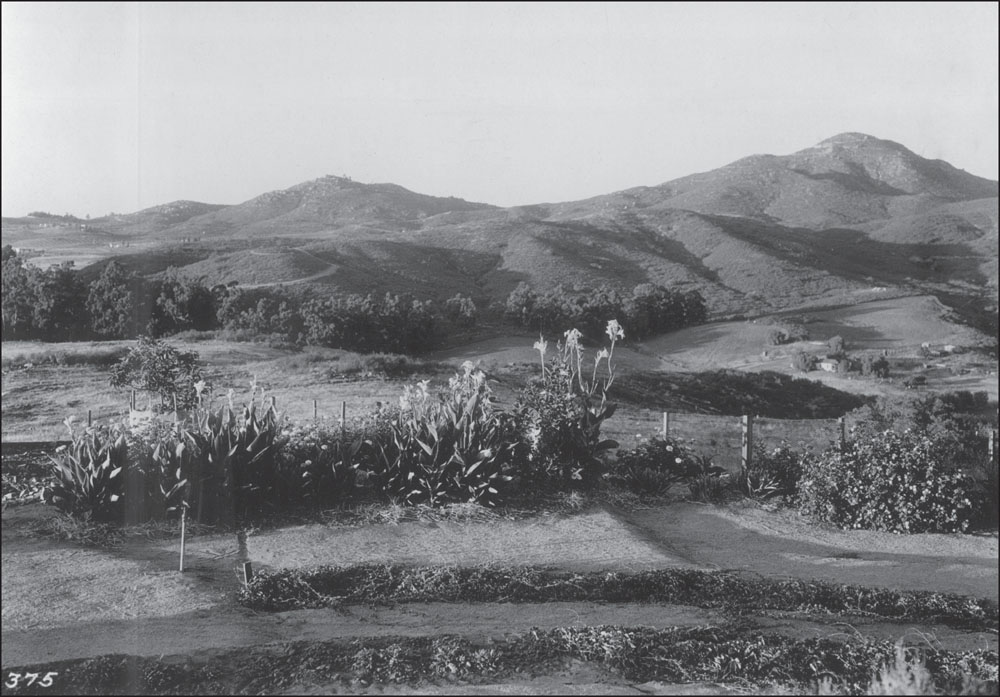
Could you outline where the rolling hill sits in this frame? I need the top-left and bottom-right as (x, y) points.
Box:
(4, 133), (997, 326)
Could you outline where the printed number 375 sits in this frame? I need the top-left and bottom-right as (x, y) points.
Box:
(5, 672), (58, 688)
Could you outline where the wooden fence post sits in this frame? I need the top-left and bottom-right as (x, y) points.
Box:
(989, 429), (996, 464)
(313, 399), (318, 421)
(178, 505), (187, 573)
(837, 417), (846, 453)
(341, 401), (347, 440)
(741, 414), (754, 471)
(662, 412), (670, 439)
(87, 409), (93, 427)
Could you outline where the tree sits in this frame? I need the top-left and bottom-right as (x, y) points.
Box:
(828, 335), (845, 357)
(87, 260), (139, 339)
(109, 336), (207, 411)
(445, 293), (478, 327)
(860, 354), (890, 378)
(1, 247), (41, 340)
(33, 262), (89, 340)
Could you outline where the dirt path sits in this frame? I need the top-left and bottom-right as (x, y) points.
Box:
(622, 501), (999, 601)
(3, 502), (997, 681)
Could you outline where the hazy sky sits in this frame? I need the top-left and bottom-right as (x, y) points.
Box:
(2, 2), (998, 217)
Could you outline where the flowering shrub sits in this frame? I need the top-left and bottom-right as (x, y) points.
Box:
(514, 321), (622, 486)
(608, 437), (701, 496)
(798, 429), (980, 533)
(374, 362), (518, 506)
(740, 441), (807, 501)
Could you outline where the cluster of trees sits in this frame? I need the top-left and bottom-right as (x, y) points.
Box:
(2, 247), (477, 354)
(504, 282), (707, 339)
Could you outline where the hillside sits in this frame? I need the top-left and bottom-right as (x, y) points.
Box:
(4, 134), (997, 324)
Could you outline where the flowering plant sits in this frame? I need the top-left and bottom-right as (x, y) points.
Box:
(514, 319), (623, 485)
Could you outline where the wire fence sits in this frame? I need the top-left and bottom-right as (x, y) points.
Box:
(6, 393), (996, 474)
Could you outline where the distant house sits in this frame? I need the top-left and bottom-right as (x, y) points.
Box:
(818, 361), (838, 373)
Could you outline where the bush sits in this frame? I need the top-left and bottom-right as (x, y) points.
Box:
(740, 442), (805, 501)
(798, 430), (980, 533)
(109, 336), (208, 411)
(608, 437), (700, 496)
(685, 455), (732, 503)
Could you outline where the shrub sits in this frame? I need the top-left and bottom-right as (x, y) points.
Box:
(798, 430), (980, 533)
(740, 441), (805, 501)
(109, 336), (208, 411)
(608, 437), (700, 496)
(514, 322), (623, 486)
(685, 455), (731, 503)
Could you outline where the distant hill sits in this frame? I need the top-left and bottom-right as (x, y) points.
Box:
(5, 134), (997, 327)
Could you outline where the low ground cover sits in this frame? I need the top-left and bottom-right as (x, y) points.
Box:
(237, 563), (998, 631)
(2, 626), (996, 695)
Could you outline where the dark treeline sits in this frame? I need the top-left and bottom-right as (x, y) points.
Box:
(2, 247), (707, 350)
(1, 246), (479, 353)
(503, 281), (707, 339)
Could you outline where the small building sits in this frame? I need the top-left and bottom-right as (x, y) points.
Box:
(818, 361), (838, 373)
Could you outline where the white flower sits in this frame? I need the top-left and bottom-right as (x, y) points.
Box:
(564, 328), (583, 347)
(461, 360), (475, 375)
(606, 319), (625, 341)
(595, 348), (610, 363)
(194, 380), (207, 396)
(533, 337), (548, 356)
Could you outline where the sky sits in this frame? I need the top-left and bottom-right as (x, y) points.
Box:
(2, 2), (998, 217)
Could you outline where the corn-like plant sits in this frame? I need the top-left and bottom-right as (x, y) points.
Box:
(43, 417), (189, 523)
(182, 385), (282, 523)
(43, 420), (128, 522)
(375, 363), (516, 507)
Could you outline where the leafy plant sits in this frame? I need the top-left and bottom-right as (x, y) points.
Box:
(798, 429), (980, 533)
(42, 418), (187, 524)
(109, 336), (208, 411)
(514, 321), (623, 486)
(608, 436), (701, 496)
(686, 455), (731, 503)
(740, 441), (806, 501)
(374, 362), (518, 507)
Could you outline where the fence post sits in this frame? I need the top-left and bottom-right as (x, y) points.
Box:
(741, 414), (754, 471)
(313, 399), (318, 421)
(989, 429), (996, 464)
(341, 401), (347, 440)
(87, 409), (93, 427)
(662, 412), (670, 439)
(837, 417), (846, 453)
(178, 505), (187, 573)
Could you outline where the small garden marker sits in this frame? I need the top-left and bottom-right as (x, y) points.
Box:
(241, 561), (254, 586)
